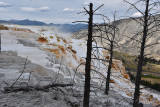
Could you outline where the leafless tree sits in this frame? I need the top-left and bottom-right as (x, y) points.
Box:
(83, 3), (93, 107)
(104, 12), (120, 95)
(124, 0), (160, 106)
(92, 11), (125, 95)
(73, 3), (106, 107)
(0, 33), (1, 54)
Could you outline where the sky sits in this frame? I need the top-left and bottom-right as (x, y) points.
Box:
(0, 0), (143, 24)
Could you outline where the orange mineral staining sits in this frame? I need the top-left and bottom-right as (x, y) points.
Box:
(71, 49), (77, 54)
(46, 43), (57, 46)
(72, 54), (77, 60)
(121, 66), (125, 74)
(79, 58), (85, 63)
(58, 46), (66, 54)
(154, 99), (160, 106)
(110, 79), (115, 84)
(123, 74), (130, 79)
(62, 38), (68, 43)
(44, 48), (61, 58)
(57, 37), (60, 42)
(67, 46), (77, 54)
(105, 56), (110, 60)
(37, 37), (48, 43)
(126, 93), (133, 97)
(50, 36), (53, 39)
(44, 48), (60, 54)
(11, 27), (32, 32)
(147, 95), (153, 101)
(68, 62), (74, 68)
(0, 25), (9, 30)
(102, 50), (109, 55)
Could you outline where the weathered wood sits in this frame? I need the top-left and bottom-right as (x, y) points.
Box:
(4, 84), (73, 92)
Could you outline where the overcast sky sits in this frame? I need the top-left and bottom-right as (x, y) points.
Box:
(0, 0), (142, 24)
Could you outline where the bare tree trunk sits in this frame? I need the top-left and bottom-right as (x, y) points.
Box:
(133, 0), (149, 106)
(0, 33), (1, 54)
(105, 41), (113, 95)
(105, 12), (116, 95)
(83, 3), (93, 107)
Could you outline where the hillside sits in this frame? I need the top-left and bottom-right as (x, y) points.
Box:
(73, 15), (160, 60)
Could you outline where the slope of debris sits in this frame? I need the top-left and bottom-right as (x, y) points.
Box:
(0, 24), (159, 106)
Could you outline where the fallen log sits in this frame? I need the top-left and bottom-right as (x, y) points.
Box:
(4, 83), (73, 92)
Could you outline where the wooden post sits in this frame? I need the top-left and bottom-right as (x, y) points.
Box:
(83, 3), (93, 107)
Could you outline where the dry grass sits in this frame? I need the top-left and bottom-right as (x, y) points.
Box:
(148, 63), (160, 73)
(141, 78), (160, 84)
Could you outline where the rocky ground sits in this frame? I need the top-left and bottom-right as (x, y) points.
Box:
(0, 51), (133, 107)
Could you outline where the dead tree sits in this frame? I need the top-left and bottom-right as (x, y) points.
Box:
(4, 83), (73, 92)
(73, 3), (104, 107)
(104, 12), (117, 95)
(0, 33), (1, 54)
(134, 1), (149, 106)
(92, 12), (123, 95)
(124, 0), (160, 106)
(83, 3), (93, 107)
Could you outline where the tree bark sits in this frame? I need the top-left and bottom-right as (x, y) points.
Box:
(105, 12), (116, 95)
(133, 0), (149, 106)
(105, 41), (113, 95)
(83, 3), (93, 107)
(0, 33), (1, 54)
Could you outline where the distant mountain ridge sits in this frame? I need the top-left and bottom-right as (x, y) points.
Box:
(0, 19), (87, 33)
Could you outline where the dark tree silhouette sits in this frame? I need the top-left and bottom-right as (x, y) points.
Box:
(0, 33), (1, 54)
(83, 3), (93, 107)
(73, 3), (104, 107)
(124, 0), (160, 106)
(104, 12), (118, 95)
(133, 1), (149, 106)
